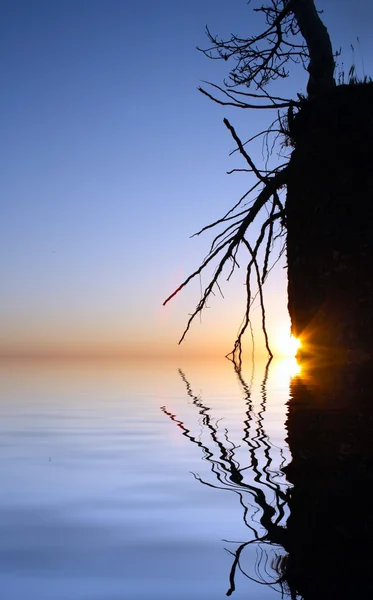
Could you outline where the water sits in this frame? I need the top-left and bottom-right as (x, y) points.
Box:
(1, 357), (372, 599)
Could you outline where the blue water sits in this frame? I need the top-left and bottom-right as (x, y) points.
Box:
(0, 358), (294, 600)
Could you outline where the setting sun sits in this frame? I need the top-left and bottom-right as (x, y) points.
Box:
(275, 328), (301, 358)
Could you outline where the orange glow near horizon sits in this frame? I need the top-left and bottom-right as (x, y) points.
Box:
(275, 328), (301, 358)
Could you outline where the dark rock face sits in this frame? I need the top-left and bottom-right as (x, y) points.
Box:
(286, 82), (373, 360)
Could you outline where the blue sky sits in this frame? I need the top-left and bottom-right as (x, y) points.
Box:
(1, 0), (372, 359)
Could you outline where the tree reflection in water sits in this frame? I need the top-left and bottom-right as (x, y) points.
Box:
(284, 360), (373, 600)
(162, 360), (373, 599)
(161, 363), (293, 597)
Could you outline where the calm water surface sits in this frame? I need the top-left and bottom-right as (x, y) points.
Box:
(1, 357), (372, 599)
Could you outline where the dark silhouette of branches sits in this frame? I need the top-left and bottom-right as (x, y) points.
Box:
(164, 1), (336, 361)
(198, 0), (335, 97)
(198, 82), (295, 109)
(163, 128), (288, 358)
(199, 2), (302, 93)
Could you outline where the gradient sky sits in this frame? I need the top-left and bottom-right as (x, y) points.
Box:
(1, 0), (372, 359)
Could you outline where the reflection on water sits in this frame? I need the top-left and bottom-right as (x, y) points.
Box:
(1, 357), (373, 599)
(163, 358), (373, 599)
(284, 360), (373, 599)
(162, 362), (292, 597)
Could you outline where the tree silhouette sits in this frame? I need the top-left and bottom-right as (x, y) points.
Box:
(164, 0), (370, 365)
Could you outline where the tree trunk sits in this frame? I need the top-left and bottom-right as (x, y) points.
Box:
(290, 0), (335, 96)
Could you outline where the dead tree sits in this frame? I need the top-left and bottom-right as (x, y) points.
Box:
(163, 0), (361, 364)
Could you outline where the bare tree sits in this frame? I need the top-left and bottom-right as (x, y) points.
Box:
(164, 0), (336, 365)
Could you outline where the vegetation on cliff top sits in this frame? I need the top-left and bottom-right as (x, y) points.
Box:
(164, 0), (367, 364)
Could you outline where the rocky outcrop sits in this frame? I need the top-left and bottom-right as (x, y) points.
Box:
(286, 82), (373, 360)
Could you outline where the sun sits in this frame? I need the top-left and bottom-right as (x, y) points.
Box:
(275, 328), (301, 357)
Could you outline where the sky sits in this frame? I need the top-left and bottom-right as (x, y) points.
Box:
(1, 0), (373, 360)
